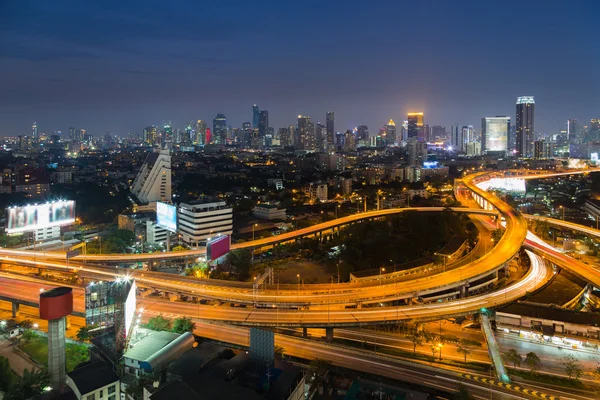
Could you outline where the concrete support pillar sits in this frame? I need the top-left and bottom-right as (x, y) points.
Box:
(406, 298), (413, 305)
(11, 302), (19, 318)
(325, 327), (334, 343)
(302, 327), (308, 338)
(163, 291), (170, 299)
(459, 285), (468, 298)
(48, 317), (67, 390)
(415, 323), (424, 332)
(148, 261), (154, 271)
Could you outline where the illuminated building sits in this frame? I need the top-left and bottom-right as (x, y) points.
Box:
(177, 200), (233, 248)
(516, 96), (535, 157)
(143, 125), (159, 146)
(131, 149), (171, 205)
(408, 139), (428, 166)
(384, 119), (396, 145)
(212, 113), (227, 144)
(32, 122), (38, 141)
(534, 140), (553, 159)
(450, 125), (463, 152)
(482, 116), (510, 154)
(243, 122), (252, 146)
(259, 110), (269, 137)
(253, 104), (260, 130)
(407, 112), (424, 140)
(296, 115), (315, 150)
(195, 120), (206, 145)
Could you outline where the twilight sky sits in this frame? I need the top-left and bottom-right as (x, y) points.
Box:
(1, 0), (599, 137)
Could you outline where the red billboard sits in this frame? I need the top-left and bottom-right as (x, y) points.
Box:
(207, 235), (230, 261)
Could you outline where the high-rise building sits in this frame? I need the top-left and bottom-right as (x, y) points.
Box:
(534, 140), (553, 159)
(162, 124), (173, 146)
(423, 125), (432, 142)
(481, 116), (510, 154)
(344, 130), (356, 152)
(356, 125), (369, 143)
(407, 112), (425, 141)
(143, 126), (159, 146)
(326, 112), (335, 150)
(195, 120), (207, 145)
(296, 115), (315, 150)
(278, 127), (291, 147)
(408, 139), (428, 166)
(450, 125), (463, 152)
(567, 118), (578, 141)
(253, 105), (260, 130)
(213, 114), (227, 144)
(32, 122), (38, 141)
(131, 149), (171, 205)
(178, 200), (233, 247)
(462, 125), (475, 144)
(516, 96), (535, 157)
(69, 127), (76, 141)
(316, 122), (327, 152)
(242, 122), (252, 146)
(258, 110), (269, 137)
(384, 119), (397, 146)
(430, 126), (446, 141)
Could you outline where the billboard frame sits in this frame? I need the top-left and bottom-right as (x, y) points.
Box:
(156, 202), (177, 233)
(5, 200), (76, 234)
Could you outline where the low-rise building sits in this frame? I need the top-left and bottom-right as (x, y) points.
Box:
(253, 203), (286, 221)
(66, 361), (120, 400)
(304, 183), (328, 202)
(123, 331), (195, 377)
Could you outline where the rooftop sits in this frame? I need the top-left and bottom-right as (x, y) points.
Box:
(499, 301), (600, 327)
(124, 331), (182, 361)
(68, 361), (119, 395)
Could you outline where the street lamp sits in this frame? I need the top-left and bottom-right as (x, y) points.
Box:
(437, 342), (443, 361)
(380, 267), (385, 285)
(296, 274), (300, 299)
(559, 205), (565, 220)
(138, 235), (144, 254)
(95, 236), (102, 254)
(252, 223), (258, 241)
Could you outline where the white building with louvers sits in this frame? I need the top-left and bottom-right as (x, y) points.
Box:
(177, 200), (233, 247)
(131, 149), (171, 204)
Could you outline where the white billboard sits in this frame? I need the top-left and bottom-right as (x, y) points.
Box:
(156, 202), (177, 232)
(124, 280), (137, 339)
(6, 200), (75, 234)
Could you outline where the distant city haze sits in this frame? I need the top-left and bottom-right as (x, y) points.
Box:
(0, 1), (598, 136)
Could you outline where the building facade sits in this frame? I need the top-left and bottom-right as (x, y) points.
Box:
(131, 149), (171, 205)
(177, 200), (233, 247)
(481, 116), (510, 154)
(516, 96), (535, 157)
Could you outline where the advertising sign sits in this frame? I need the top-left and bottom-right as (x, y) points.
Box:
(124, 281), (137, 339)
(6, 200), (75, 234)
(207, 235), (230, 261)
(156, 202), (177, 232)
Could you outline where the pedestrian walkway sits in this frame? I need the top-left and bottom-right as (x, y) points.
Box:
(480, 311), (510, 383)
(0, 336), (38, 375)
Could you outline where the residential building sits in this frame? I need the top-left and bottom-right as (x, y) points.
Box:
(213, 113), (227, 144)
(408, 140), (427, 166)
(516, 96), (535, 157)
(253, 203), (286, 220)
(384, 119), (396, 145)
(66, 361), (120, 400)
(304, 183), (328, 202)
(326, 112), (335, 150)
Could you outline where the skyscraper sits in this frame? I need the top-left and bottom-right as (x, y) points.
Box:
(326, 112), (335, 150)
(356, 125), (369, 143)
(278, 127), (291, 147)
(131, 149), (171, 204)
(213, 114), (227, 144)
(407, 112), (424, 140)
(384, 119), (396, 146)
(516, 96), (535, 157)
(242, 122), (252, 146)
(259, 110), (269, 137)
(195, 120), (207, 145)
(253, 105), (260, 130)
(408, 140), (428, 166)
(32, 122), (38, 141)
(143, 126), (159, 146)
(316, 122), (326, 152)
(481, 116), (510, 154)
(296, 115), (315, 150)
(450, 125), (463, 152)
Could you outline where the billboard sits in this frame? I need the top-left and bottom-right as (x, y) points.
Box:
(156, 202), (177, 232)
(207, 235), (230, 261)
(124, 280), (137, 339)
(6, 200), (75, 234)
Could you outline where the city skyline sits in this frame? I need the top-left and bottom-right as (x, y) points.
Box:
(1, 1), (599, 136)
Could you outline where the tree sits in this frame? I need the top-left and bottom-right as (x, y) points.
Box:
(76, 326), (90, 342)
(172, 245), (187, 252)
(6, 368), (50, 400)
(562, 355), (583, 380)
(524, 352), (541, 374)
(144, 315), (172, 332)
(20, 320), (33, 329)
(457, 339), (481, 363)
(171, 317), (195, 334)
(503, 349), (522, 368)
(309, 359), (332, 396)
(274, 345), (286, 360)
(0, 356), (14, 392)
(407, 330), (423, 355)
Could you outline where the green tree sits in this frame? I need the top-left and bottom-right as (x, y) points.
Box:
(172, 245), (187, 252)
(20, 320), (33, 329)
(6, 368), (50, 400)
(0, 355), (14, 392)
(562, 355), (583, 380)
(227, 249), (253, 280)
(503, 349), (522, 368)
(457, 339), (481, 363)
(524, 352), (541, 374)
(407, 330), (423, 355)
(171, 317), (195, 333)
(144, 315), (172, 332)
(76, 326), (90, 342)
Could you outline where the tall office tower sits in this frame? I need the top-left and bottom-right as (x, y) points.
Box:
(259, 110), (269, 137)
(343, 130), (356, 152)
(131, 148), (171, 204)
(205, 128), (212, 144)
(587, 119), (600, 143)
(77, 129), (86, 142)
(296, 115), (316, 150)
(242, 122), (252, 146)
(69, 127), (76, 141)
(384, 119), (397, 146)
(195, 120), (207, 145)
(326, 112), (335, 150)
(423, 125), (432, 142)
(253, 105), (260, 129)
(316, 122), (327, 152)
(143, 126), (159, 146)
(567, 118), (578, 141)
(356, 125), (369, 143)
(183, 124), (193, 145)
(450, 125), (463, 152)
(408, 139), (428, 166)
(162, 124), (173, 146)
(213, 114), (227, 144)
(462, 125), (475, 144)
(32, 122), (38, 141)
(481, 116), (510, 154)
(278, 127), (291, 147)
(407, 112), (425, 140)
(534, 140), (553, 159)
(516, 96), (535, 157)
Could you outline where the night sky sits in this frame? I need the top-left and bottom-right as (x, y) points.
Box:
(1, 1), (599, 137)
